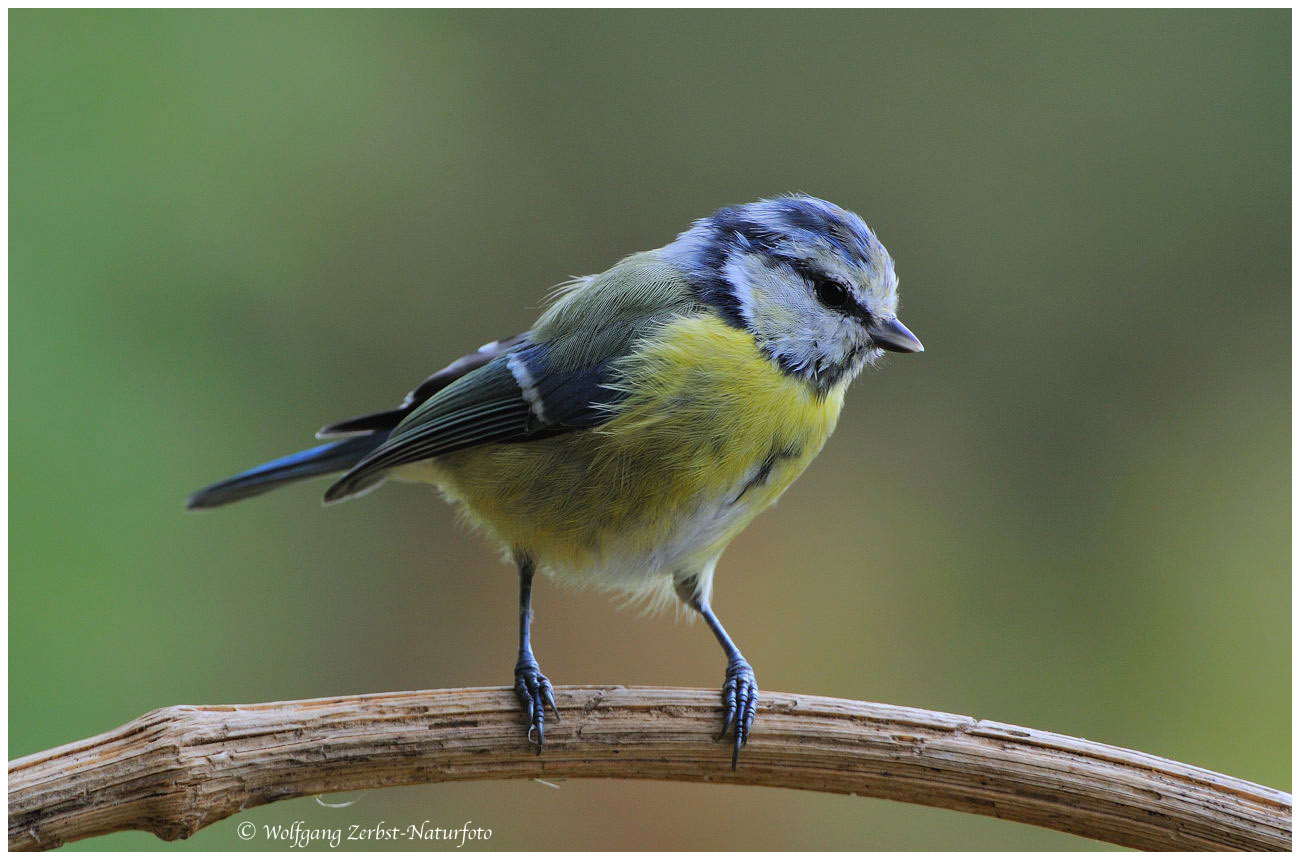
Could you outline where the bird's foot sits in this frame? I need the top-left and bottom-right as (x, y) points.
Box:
(718, 657), (758, 769)
(513, 657), (559, 752)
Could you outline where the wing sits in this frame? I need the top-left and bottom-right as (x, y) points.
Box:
(321, 339), (623, 502)
(316, 333), (529, 438)
(323, 252), (702, 503)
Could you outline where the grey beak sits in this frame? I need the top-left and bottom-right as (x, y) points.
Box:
(869, 317), (924, 353)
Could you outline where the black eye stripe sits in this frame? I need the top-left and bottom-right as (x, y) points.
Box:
(812, 275), (875, 327)
(765, 255), (876, 324)
(814, 277), (848, 308)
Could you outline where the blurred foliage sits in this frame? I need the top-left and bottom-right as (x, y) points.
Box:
(10, 9), (1289, 851)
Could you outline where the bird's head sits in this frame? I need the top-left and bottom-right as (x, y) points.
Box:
(665, 195), (922, 391)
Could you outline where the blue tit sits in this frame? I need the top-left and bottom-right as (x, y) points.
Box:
(188, 194), (923, 766)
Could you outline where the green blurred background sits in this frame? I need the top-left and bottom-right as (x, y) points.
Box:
(10, 9), (1289, 851)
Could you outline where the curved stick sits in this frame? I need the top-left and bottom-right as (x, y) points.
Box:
(8, 686), (1291, 851)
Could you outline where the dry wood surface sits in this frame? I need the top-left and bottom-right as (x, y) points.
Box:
(8, 686), (1291, 851)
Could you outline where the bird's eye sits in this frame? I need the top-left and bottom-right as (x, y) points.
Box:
(814, 278), (849, 309)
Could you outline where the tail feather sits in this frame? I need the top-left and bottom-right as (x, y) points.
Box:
(186, 432), (389, 510)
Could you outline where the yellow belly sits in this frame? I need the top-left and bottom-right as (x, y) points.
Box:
(417, 314), (846, 597)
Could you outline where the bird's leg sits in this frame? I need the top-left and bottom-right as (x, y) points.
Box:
(512, 555), (558, 751)
(675, 575), (758, 769)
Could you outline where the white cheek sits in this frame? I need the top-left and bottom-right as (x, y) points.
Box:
(722, 255), (759, 326)
(724, 252), (870, 377)
(725, 253), (815, 321)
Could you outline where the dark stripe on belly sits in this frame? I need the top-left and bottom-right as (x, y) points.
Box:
(731, 444), (802, 505)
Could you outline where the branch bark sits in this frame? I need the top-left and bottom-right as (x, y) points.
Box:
(7, 686), (1290, 851)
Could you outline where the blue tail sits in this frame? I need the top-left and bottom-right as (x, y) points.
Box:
(186, 432), (389, 510)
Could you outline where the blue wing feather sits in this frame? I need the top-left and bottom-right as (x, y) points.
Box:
(187, 433), (389, 509)
(508, 342), (626, 430)
(323, 341), (624, 503)
(317, 333), (529, 438)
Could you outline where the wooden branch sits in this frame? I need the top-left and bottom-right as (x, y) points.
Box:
(8, 686), (1290, 851)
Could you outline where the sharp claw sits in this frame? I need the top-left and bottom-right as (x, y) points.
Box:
(718, 677), (739, 739)
(719, 660), (757, 768)
(515, 663), (556, 752)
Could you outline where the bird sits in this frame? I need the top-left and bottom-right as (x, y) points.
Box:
(187, 194), (923, 767)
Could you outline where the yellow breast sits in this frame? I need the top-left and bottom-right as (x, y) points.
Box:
(425, 314), (846, 593)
